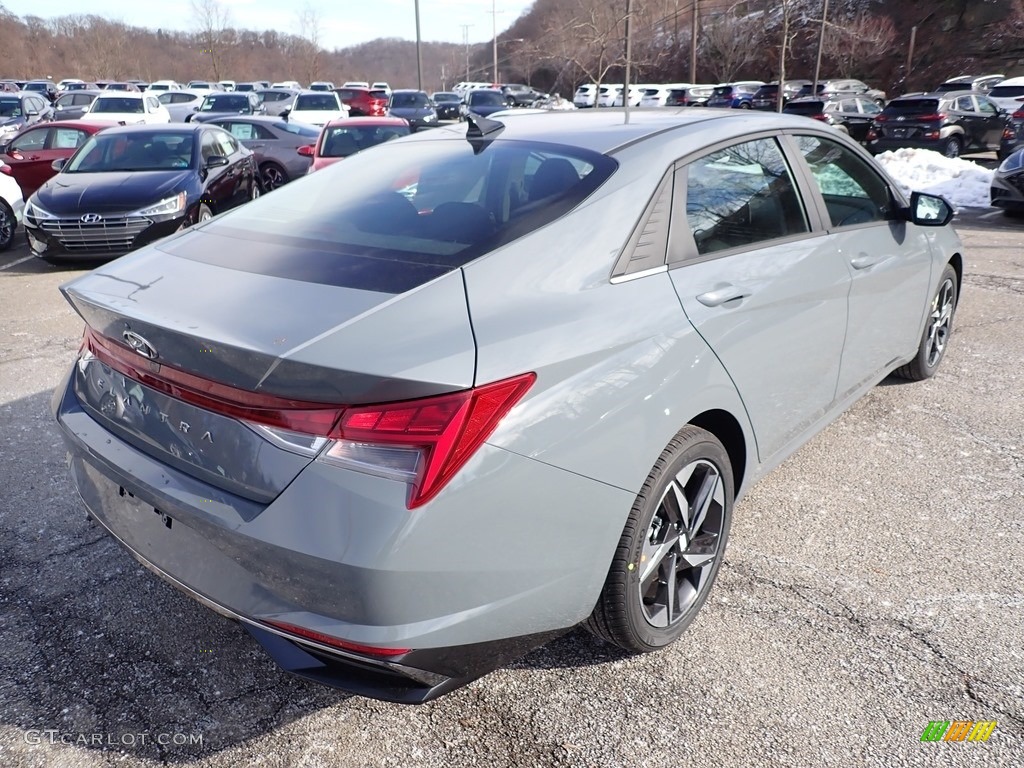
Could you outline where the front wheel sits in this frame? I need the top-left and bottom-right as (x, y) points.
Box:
(260, 163), (288, 192)
(894, 264), (958, 381)
(585, 426), (734, 652)
(942, 136), (962, 158)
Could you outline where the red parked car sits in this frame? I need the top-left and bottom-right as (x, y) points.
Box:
(333, 86), (389, 117)
(300, 116), (410, 173)
(0, 120), (115, 200)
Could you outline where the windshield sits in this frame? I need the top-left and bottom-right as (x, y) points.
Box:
(0, 99), (22, 117)
(193, 140), (617, 290)
(433, 93), (459, 102)
(201, 95), (250, 112)
(470, 91), (505, 106)
(275, 121), (319, 137)
(91, 97), (144, 114)
(784, 101), (825, 115)
(294, 94), (339, 110)
(884, 99), (940, 116)
(319, 124), (410, 157)
(25, 83), (49, 92)
(65, 132), (195, 172)
(391, 92), (429, 109)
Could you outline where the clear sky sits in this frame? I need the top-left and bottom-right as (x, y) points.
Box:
(5, 0), (534, 48)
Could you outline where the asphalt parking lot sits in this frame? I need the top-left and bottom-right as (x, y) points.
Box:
(0, 210), (1021, 767)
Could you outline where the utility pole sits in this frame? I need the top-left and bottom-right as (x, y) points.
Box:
(414, 0), (423, 91)
(906, 25), (917, 86)
(624, 0), (633, 123)
(460, 24), (473, 81)
(689, 0), (699, 84)
(488, 0), (504, 83)
(812, 0), (829, 91)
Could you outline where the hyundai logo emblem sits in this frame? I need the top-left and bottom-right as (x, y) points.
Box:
(122, 329), (158, 360)
(80, 213), (103, 223)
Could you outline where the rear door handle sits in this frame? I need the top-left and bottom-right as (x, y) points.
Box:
(696, 284), (751, 307)
(850, 254), (886, 270)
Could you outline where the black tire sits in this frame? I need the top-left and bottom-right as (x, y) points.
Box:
(259, 162), (288, 192)
(196, 203), (214, 224)
(894, 263), (958, 381)
(0, 200), (14, 252)
(942, 136), (962, 159)
(585, 425), (734, 652)
(738, 102), (751, 109)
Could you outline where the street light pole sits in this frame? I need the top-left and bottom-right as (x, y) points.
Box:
(689, 0), (699, 84)
(812, 0), (829, 91)
(492, 0), (498, 83)
(415, 0), (423, 91)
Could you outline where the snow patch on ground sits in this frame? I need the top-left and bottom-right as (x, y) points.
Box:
(874, 148), (994, 210)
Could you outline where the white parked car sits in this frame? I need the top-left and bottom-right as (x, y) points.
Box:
(218, 80), (236, 92)
(0, 159), (24, 251)
(156, 90), (206, 122)
(145, 80), (182, 93)
(285, 91), (349, 127)
(272, 81), (303, 90)
(371, 81), (392, 96)
(80, 92), (171, 125)
(597, 85), (622, 107)
(309, 81), (336, 92)
(612, 85), (650, 107)
(58, 78), (85, 91)
(342, 81), (370, 89)
(640, 85), (687, 108)
(573, 84), (597, 108)
(986, 76), (1024, 112)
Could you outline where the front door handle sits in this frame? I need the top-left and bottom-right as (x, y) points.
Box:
(850, 254), (886, 270)
(696, 284), (751, 307)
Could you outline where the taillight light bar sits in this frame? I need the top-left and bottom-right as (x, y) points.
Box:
(262, 619), (411, 657)
(83, 327), (535, 508)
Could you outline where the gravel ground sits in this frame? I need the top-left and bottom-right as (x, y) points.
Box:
(0, 211), (1021, 767)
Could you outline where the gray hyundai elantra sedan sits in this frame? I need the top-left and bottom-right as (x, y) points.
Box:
(53, 109), (963, 703)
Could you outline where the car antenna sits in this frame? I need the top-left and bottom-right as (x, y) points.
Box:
(465, 112), (503, 153)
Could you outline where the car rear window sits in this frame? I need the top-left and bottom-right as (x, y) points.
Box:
(92, 97), (144, 113)
(883, 99), (940, 116)
(712, 86), (733, 97)
(784, 100), (824, 115)
(295, 94), (339, 110)
(188, 139), (618, 292)
(988, 85), (1024, 98)
(319, 124), (410, 157)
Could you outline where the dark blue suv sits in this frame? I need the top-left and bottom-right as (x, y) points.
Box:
(706, 82), (764, 109)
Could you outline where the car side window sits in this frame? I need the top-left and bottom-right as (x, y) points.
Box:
(200, 132), (219, 162)
(10, 127), (48, 152)
(953, 96), (973, 112)
(215, 131), (237, 156)
(221, 122), (253, 140)
(52, 128), (88, 149)
(859, 99), (881, 115)
(975, 97), (997, 116)
(795, 135), (892, 228)
(683, 137), (809, 256)
(146, 97), (160, 112)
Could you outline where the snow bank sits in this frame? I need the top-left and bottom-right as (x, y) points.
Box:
(873, 148), (993, 210)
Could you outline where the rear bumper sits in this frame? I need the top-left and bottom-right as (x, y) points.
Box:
(51, 364), (631, 700)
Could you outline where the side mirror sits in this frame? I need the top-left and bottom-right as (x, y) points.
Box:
(297, 144), (314, 157)
(26, 109), (38, 116)
(280, 108), (290, 120)
(907, 191), (954, 227)
(51, 157), (66, 171)
(205, 155), (229, 169)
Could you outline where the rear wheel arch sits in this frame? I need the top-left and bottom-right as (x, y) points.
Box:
(688, 409), (747, 498)
(947, 253), (963, 304)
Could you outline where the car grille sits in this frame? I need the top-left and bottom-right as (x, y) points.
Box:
(40, 215), (152, 253)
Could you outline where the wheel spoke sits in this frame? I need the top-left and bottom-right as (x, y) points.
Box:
(640, 530), (679, 585)
(687, 466), (722, 539)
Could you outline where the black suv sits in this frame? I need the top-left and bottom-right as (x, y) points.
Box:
(751, 80), (810, 111)
(783, 97), (881, 143)
(867, 91), (1007, 158)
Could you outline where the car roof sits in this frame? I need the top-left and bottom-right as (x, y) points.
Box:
(95, 91), (145, 98)
(92, 123), (210, 137)
(44, 119), (118, 130)
(324, 116), (409, 129)
(400, 108), (836, 155)
(992, 76), (1024, 86)
(392, 89), (428, 95)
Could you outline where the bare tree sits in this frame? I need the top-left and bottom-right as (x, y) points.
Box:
(821, 10), (897, 79)
(295, 3), (323, 85)
(192, 0), (232, 81)
(545, 0), (631, 104)
(699, 8), (762, 83)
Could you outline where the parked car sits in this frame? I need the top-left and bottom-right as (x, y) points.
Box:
(935, 74), (1005, 94)
(24, 123), (259, 262)
(0, 120), (113, 200)
(304, 116), (410, 173)
(807, 79), (886, 105)
(707, 82), (765, 109)
(51, 108), (961, 703)
(342, 80), (369, 89)
(58, 78), (85, 91)
(665, 85), (713, 107)
(0, 81), (21, 93)
(639, 85), (683, 108)
(188, 92), (264, 121)
(284, 91), (348, 127)
(431, 92), (463, 121)
(985, 76), (1024, 113)
(611, 86), (648, 108)
(233, 82), (261, 92)
(309, 81), (336, 92)
(387, 89), (438, 130)
(272, 81), (303, 90)
(990, 147), (1024, 214)
(53, 89), (102, 120)
(573, 84), (597, 108)
(997, 103), (1024, 160)
(23, 80), (59, 103)
(0, 92), (54, 143)
(157, 91), (206, 122)
(784, 97), (880, 143)
(62, 81), (98, 92)
(257, 88), (299, 117)
(333, 86), (388, 117)
(205, 115), (320, 190)
(186, 81), (220, 91)
(501, 84), (544, 107)
(0, 160), (23, 250)
(464, 89), (509, 118)
(80, 92), (171, 125)
(371, 81), (392, 96)
(867, 91), (1007, 158)
(218, 80), (236, 92)
(596, 85), (622, 107)
(105, 82), (142, 92)
(751, 80), (811, 111)
(145, 80), (183, 93)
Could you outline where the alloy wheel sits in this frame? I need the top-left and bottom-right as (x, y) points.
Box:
(639, 459), (726, 628)
(0, 204), (13, 249)
(926, 277), (955, 368)
(261, 165), (286, 191)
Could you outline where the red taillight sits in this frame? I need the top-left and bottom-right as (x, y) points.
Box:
(263, 620), (411, 657)
(83, 327), (535, 508)
(1013, 108), (1024, 119)
(0, 164), (10, 176)
(867, 128), (878, 141)
(811, 114), (829, 122)
(1004, 127), (1016, 140)
(337, 372), (536, 508)
(916, 113), (945, 121)
(875, 114), (888, 122)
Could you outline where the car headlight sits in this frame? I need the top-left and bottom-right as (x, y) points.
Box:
(0, 123), (18, 136)
(132, 191), (186, 217)
(424, 113), (437, 122)
(998, 151), (1024, 174)
(24, 197), (55, 221)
